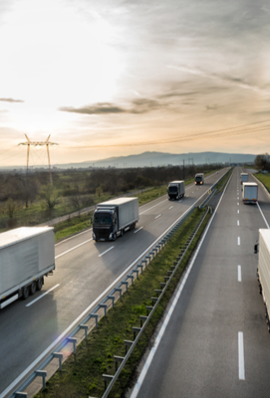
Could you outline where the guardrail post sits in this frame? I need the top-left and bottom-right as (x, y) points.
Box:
(52, 352), (64, 371)
(102, 374), (114, 390)
(35, 370), (47, 391)
(127, 274), (134, 284)
(114, 355), (124, 371)
(67, 337), (77, 354)
(79, 324), (88, 340)
(121, 281), (129, 291)
(124, 340), (134, 355)
(14, 392), (27, 398)
(99, 303), (107, 317)
(114, 287), (122, 299)
(108, 295), (115, 307)
(132, 326), (141, 340)
(146, 306), (153, 315)
(90, 313), (99, 327)
(139, 315), (148, 326)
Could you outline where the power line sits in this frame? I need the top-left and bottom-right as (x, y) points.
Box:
(65, 119), (270, 149)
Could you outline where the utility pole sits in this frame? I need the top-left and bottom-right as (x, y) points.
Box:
(19, 134), (58, 185)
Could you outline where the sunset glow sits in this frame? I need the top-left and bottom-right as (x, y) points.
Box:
(0, 0), (269, 166)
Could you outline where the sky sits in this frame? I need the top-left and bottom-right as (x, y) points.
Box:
(0, 0), (270, 167)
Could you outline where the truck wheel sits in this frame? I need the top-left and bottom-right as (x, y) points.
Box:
(23, 286), (29, 300)
(30, 281), (37, 295)
(112, 233), (117, 241)
(121, 230), (124, 237)
(36, 278), (43, 291)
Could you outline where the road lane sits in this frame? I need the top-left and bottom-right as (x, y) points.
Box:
(0, 169), (228, 395)
(134, 167), (270, 397)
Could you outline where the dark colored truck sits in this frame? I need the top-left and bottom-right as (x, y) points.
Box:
(195, 173), (204, 185)
(92, 197), (139, 241)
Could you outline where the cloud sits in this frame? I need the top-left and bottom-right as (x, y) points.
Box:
(0, 98), (24, 103)
(167, 65), (268, 94)
(59, 98), (162, 115)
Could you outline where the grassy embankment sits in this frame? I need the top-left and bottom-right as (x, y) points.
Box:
(254, 173), (270, 193)
(35, 206), (211, 398)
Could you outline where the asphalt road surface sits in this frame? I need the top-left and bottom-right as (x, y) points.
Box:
(132, 167), (270, 398)
(0, 170), (227, 396)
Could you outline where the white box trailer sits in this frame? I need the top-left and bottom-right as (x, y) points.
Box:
(167, 181), (185, 200)
(256, 229), (270, 331)
(240, 173), (248, 184)
(0, 227), (55, 309)
(93, 197), (139, 241)
(242, 182), (258, 204)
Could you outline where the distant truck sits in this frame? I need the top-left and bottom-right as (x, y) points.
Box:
(0, 227), (55, 310)
(195, 173), (204, 185)
(242, 182), (258, 204)
(167, 181), (185, 200)
(255, 229), (270, 332)
(240, 173), (248, 184)
(93, 197), (139, 241)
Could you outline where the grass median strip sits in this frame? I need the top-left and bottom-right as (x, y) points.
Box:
(35, 207), (211, 398)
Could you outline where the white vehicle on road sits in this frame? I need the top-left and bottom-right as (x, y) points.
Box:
(242, 182), (258, 204)
(0, 227), (55, 309)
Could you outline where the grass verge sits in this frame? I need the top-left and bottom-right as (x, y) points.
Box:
(35, 207), (211, 398)
(254, 173), (270, 193)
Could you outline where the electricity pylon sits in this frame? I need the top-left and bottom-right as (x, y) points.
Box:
(19, 134), (58, 184)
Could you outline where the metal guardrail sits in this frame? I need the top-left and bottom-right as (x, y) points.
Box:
(8, 172), (228, 398)
(101, 206), (210, 398)
(199, 169), (232, 209)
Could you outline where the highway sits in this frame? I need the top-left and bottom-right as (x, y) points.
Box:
(132, 167), (270, 397)
(0, 170), (226, 396)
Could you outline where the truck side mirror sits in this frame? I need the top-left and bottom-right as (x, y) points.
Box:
(254, 244), (258, 254)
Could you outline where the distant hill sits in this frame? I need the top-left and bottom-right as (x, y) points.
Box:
(1, 151), (256, 171)
(53, 151), (256, 169)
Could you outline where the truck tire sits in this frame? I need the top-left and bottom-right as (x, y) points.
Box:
(30, 281), (37, 295)
(23, 286), (29, 300)
(36, 278), (43, 291)
(112, 233), (117, 241)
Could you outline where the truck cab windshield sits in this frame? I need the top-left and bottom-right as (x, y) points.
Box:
(168, 186), (177, 193)
(94, 213), (112, 225)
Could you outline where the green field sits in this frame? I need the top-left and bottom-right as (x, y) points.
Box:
(254, 173), (270, 193)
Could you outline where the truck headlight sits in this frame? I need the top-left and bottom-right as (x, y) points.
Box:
(109, 233), (113, 239)
(93, 233), (96, 240)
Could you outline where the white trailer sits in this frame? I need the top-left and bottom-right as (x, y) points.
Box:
(0, 227), (55, 309)
(240, 172), (248, 184)
(93, 197), (139, 241)
(167, 181), (185, 200)
(256, 229), (270, 331)
(242, 182), (258, 204)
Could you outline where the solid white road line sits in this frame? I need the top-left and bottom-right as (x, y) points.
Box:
(130, 168), (233, 398)
(155, 214), (161, 219)
(238, 332), (245, 380)
(238, 237), (241, 246)
(134, 227), (143, 234)
(1, 190), (212, 399)
(238, 265), (242, 282)
(98, 246), (114, 257)
(26, 284), (60, 307)
(257, 202), (270, 229)
(55, 239), (92, 259)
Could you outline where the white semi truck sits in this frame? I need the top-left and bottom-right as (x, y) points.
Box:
(0, 227), (55, 309)
(255, 229), (270, 332)
(92, 197), (139, 241)
(242, 182), (258, 204)
(240, 172), (248, 184)
(167, 181), (185, 200)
